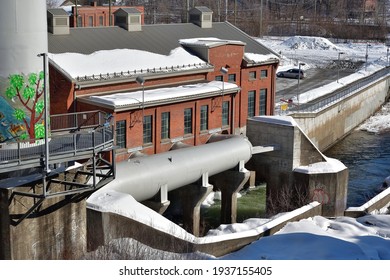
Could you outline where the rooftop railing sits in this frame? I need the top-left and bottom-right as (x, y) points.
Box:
(75, 62), (212, 83)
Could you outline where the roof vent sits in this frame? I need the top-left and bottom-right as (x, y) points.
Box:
(189, 6), (213, 28)
(114, 8), (142, 32)
(47, 8), (70, 35)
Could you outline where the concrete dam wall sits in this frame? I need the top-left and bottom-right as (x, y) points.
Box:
(291, 71), (390, 151)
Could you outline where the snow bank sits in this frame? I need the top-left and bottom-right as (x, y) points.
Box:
(281, 36), (340, 51)
(87, 190), (195, 241)
(358, 102), (390, 133)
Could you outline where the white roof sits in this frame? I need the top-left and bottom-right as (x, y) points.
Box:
(48, 47), (208, 79)
(85, 81), (239, 109)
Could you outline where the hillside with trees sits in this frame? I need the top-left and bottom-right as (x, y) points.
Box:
(50, 0), (390, 41)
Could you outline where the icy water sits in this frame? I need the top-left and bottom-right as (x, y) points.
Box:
(325, 130), (390, 207)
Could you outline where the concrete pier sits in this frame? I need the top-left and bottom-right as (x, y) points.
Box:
(246, 116), (348, 216)
(210, 168), (251, 224)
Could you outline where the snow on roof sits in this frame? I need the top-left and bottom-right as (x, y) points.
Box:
(179, 38), (245, 47)
(86, 81), (239, 109)
(48, 47), (207, 79)
(244, 52), (279, 64)
(294, 156), (347, 174)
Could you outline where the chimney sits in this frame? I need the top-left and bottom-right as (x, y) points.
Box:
(114, 8), (142, 32)
(91, 1), (97, 7)
(47, 8), (70, 35)
(189, 6), (213, 28)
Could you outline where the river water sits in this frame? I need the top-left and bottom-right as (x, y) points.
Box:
(324, 101), (390, 207)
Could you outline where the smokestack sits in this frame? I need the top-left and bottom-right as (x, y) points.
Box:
(0, 0), (49, 143)
(0, 0), (48, 76)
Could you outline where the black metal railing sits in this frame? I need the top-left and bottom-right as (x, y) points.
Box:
(0, 111), (114, 172)
(288, 66), (390, 114)
(75, 62), (212, 83)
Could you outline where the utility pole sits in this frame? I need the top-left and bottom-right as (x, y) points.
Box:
(259, 0), (263, 37)
(187, 0), (190, 22)
(234, 0), (237, 25)
(225, 0), (228, 21)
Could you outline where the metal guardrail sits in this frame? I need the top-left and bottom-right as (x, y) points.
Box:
(75, 62), (212, 83)
(0, 111), (114, 172)
(288, 66), (390, 114)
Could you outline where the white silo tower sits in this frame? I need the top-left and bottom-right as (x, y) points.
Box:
(0, 0), (48, 143)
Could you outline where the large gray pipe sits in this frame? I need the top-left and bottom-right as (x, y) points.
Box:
(93, 135), (253, 202)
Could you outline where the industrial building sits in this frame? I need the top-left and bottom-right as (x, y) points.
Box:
(47, 5), (280, 161)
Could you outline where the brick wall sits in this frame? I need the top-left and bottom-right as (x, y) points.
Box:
(49, 43), (278, 161)
(70, 5), (145, 27)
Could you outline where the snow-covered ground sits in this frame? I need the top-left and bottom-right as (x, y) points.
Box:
(86, 36), (390, 260)
(258, 36), (390, 106)
(217, 36), (390, 260)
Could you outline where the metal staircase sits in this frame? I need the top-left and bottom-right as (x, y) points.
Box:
(0, 111), (116, 226)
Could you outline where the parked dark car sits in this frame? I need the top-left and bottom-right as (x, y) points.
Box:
(276, 68), (305, 79)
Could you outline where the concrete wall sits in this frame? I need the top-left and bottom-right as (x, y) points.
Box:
(246, 117), (323, 212)
(0, 185), (87, 260)
(291, 76), (390, 151)
(345, 186), (390, 218)
(294, 171), (349, 217)
(87, 202), (322, 258)
(246, 116), (348, 216)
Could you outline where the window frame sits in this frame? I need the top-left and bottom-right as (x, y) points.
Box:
(143, 115), (153, 144)
(161, 112), (170, 140)
(184, 108), (193, 135)
(259, 88), (267, 115)
(215, 75), (223, 81)
(222, 101), (229, 127)
(88, 16), (94, 27)
(200, 105), (209, 132)
(228, 73), (236, 82)
(115, 120), (126, 149)
(248, 90), (256, 118)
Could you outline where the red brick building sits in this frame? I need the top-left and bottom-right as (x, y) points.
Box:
(63, 1), (145, 27)
(48, 6), (279, 161)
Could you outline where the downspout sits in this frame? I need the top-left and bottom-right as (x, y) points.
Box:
(73, 83), (79, 113)
(109, 0), (112, 26)
(154, 108), (158, 154)
(231, 92), (236, 134)
(75, 0), (78, 27)
(194, 101), (198, 145)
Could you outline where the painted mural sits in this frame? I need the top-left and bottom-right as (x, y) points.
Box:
(0, 72), (45, 143)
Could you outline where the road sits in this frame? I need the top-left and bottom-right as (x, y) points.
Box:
(275, 68), (357, 104)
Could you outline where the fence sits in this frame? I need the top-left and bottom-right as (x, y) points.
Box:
(288, 66), (390, 114)
(0, 111), (114, 173)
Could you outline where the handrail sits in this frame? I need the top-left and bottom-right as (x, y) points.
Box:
(75, 62), (212, 83)
(288, 66), (390, 114)
(0, 110), (114, 172)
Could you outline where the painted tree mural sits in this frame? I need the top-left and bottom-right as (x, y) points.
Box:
(5, 71), (45, 141)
